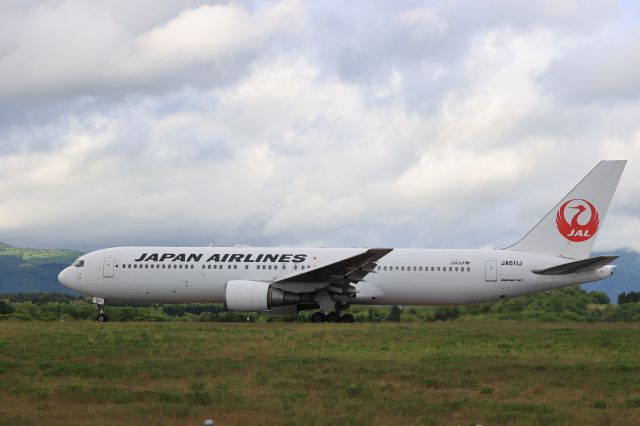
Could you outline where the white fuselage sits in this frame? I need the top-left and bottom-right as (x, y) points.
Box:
(58, 246), (613, 307)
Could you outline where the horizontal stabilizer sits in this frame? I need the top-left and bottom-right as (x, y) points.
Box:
(532, 255), (618, 275)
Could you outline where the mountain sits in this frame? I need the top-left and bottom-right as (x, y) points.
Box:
(0, 242), (82, 294)
(582, 249), (640, 303)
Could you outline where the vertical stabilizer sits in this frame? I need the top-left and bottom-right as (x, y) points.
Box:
(505, 160), (626, 259)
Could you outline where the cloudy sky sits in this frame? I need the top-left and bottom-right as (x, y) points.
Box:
(0, 0), (639, 252)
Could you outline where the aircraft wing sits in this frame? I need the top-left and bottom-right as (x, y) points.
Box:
(532, 255), (618, 275)
(271, 248), (393, 294)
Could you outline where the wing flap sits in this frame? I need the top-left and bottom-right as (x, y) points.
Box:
(271, 248), (392, 293)
(532, 255), (618, 275)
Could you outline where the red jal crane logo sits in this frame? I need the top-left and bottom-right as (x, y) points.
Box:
(556, 199), (599, 242)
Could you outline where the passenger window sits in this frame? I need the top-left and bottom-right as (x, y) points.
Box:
(383, 266), (387, 271)
(455, 267), (458, 271)
(449, 267), (452, 271)
(437, 267), (440, 271)
(467, 267), (471, 272)
(234, 265), (237, 270)
(150, 265), (154, 269)
(145, 264), (148, 269)
(245, 265), (248, 270)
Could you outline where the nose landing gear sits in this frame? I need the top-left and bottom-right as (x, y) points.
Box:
(93, 297), (108, 322)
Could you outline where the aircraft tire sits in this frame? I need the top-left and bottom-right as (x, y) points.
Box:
(311, 312), (326, 323)
(325, 312), (340, 323)
(340, 313), (355, 323)
(97, 313), (108, 322)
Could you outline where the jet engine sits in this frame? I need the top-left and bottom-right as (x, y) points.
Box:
(224, 280), (300, 312)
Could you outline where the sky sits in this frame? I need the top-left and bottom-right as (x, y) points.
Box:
(0, 0), (639, 252)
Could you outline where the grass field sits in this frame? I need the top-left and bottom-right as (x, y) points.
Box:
(1, 321), (639, 425)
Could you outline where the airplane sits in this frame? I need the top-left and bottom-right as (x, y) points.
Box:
(58, 160), (626, 323)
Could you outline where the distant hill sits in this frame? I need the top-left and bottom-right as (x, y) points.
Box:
(0, 242), (82, 294)
(582, 249), (640, 303)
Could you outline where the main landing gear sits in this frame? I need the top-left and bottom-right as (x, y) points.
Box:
(311, 304), (355, 323)
(93, 297), (108, 322)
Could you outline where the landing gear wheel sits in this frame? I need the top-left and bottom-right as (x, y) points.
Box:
(325, 312), (340, 323)
(93, 297), (107, 323)
(311, 312), (326, 323)
(340, 313), (355, 323)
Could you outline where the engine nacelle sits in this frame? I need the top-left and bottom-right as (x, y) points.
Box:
(224, 280), (300, 312)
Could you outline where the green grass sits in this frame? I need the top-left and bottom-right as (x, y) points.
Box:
(0, 321), (639, 425)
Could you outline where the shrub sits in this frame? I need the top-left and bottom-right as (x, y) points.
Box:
(387, 305), (402, 322)
(588, 291), (610, 304)
(0, 300), (14, 315)
(618, 291), (640, 304)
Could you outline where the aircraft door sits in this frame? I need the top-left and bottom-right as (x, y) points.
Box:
(485, 260), (497, 282)
(103, 257), (115, 278)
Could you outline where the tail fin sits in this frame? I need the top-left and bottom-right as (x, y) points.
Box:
(506, 160), (626, 259)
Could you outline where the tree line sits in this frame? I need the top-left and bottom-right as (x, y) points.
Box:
(1, 287), (640, 322)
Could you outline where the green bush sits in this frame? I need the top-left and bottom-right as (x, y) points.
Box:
(0, 300), (14, 315)
(1, 288), (640, 322)
(387, 305), (402, 321)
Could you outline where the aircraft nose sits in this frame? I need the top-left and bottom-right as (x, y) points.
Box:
(58, 268), (69, 288)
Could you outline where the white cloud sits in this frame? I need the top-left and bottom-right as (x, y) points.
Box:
(0, 0), (305, 100)
(112, 1), (305, 78)
(0, 0), (639, 253)
(540, 28), (640, 103)
(396, 6), (448, 38)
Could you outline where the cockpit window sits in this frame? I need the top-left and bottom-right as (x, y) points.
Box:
(73, 259), (85, 268)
